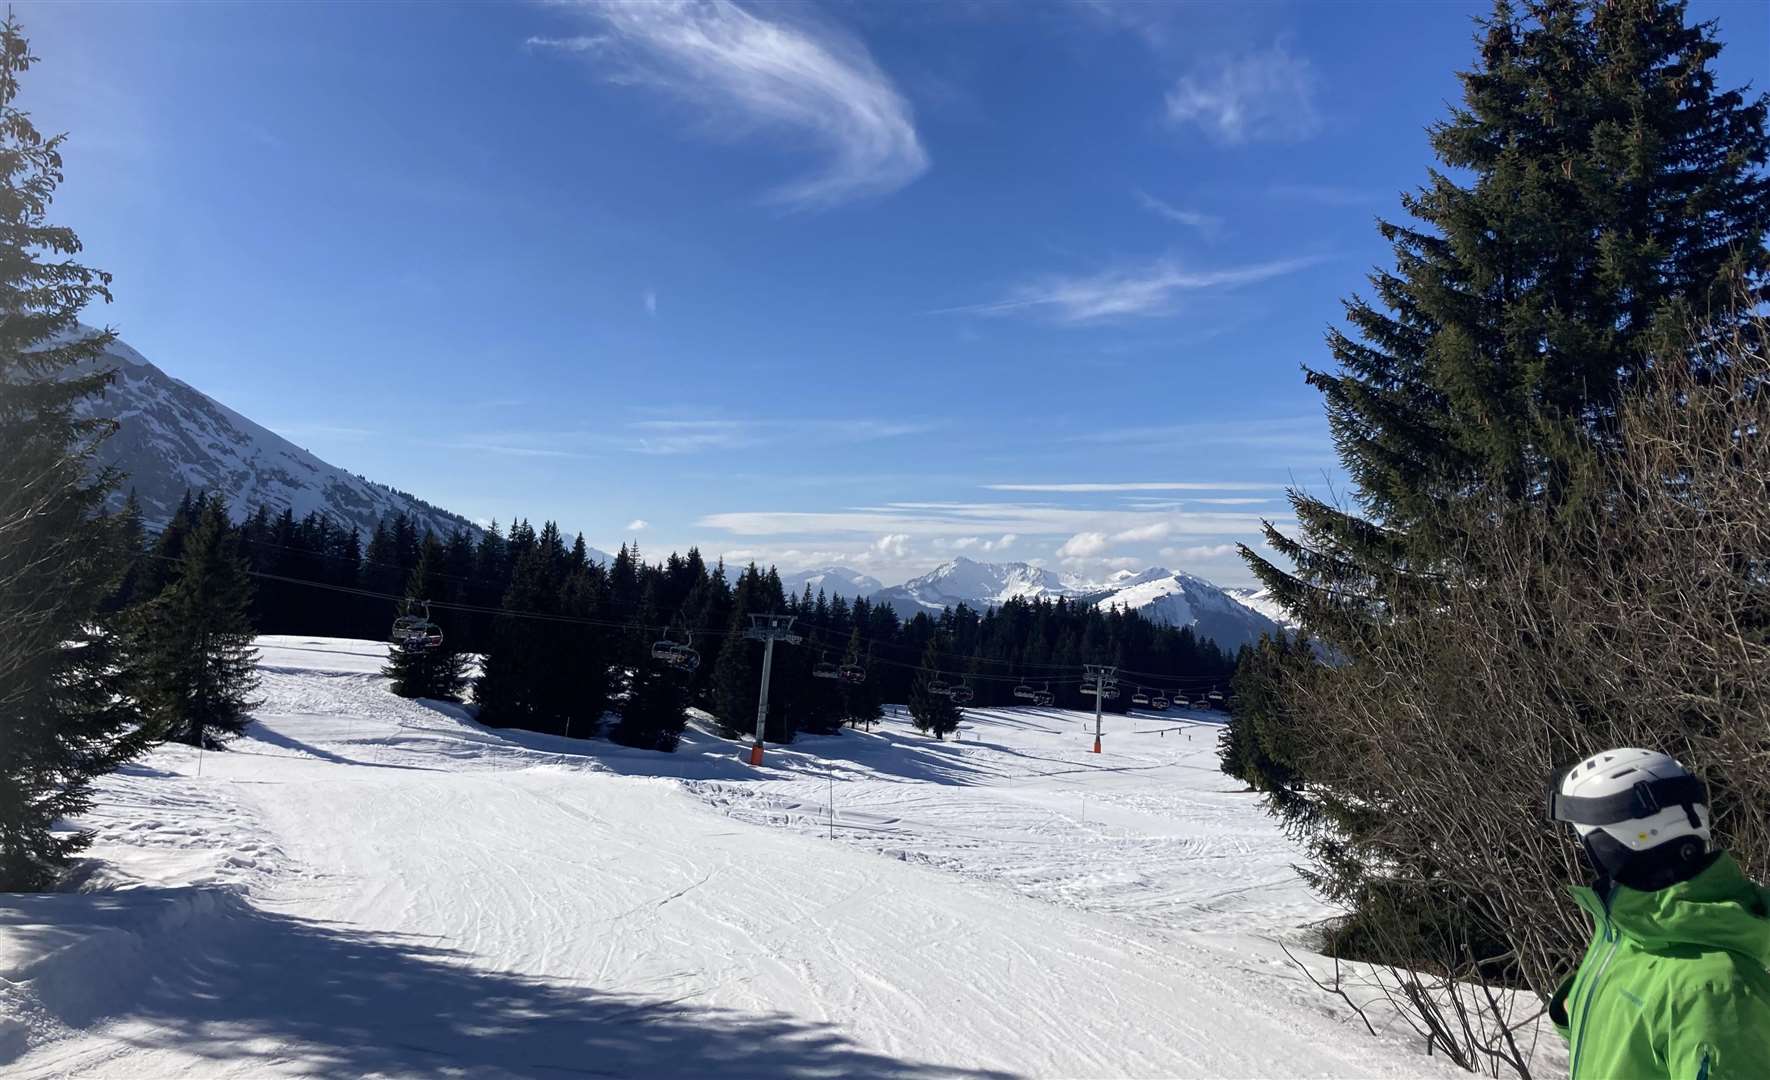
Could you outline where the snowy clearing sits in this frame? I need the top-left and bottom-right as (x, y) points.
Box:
(2, 636), (1486, 1078)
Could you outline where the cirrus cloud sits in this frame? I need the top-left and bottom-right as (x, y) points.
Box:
(1166, 41), (1321, 145)
(535, 1), (928, 209)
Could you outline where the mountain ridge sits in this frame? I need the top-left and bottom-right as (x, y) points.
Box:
(74, 331), (479, 541)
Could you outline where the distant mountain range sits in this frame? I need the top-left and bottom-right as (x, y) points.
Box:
(71, 331), (1290, 649)
(856, 556), (1286, 651)
(74, 330), (476, 539)
(871, 557), (1083, 615)
(780, 566), (885, 598)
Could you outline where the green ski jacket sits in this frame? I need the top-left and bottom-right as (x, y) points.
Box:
(1549, 853), (1770, 1079)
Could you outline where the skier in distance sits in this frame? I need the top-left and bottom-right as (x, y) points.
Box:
(1546, 748), (1770, 1079)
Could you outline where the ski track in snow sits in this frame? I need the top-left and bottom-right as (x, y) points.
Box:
(2, 636), (1477, 1078)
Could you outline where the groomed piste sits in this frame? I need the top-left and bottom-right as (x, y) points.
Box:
(2, 637), (1470, 1078)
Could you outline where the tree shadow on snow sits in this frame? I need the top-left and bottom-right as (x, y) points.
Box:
(241, 723), (441, 773)
(14, 887), (1016, 1079)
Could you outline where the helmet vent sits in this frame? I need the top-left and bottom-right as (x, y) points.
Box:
(1610, 769), (1634, 779)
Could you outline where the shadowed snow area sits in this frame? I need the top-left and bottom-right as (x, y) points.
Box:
(2, 636), (1465, 1078)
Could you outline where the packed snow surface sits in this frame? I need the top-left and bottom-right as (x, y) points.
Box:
(4, 637), (1469, 1078)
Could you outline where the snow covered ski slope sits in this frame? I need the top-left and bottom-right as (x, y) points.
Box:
(3, 637), (1466, 1078)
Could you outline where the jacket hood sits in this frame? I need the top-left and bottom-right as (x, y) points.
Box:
(1572, 853), (1770, 968)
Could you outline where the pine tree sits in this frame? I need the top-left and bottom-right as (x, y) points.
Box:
(131, 498), (261, 748)
(383, 536), (468, 702)
(840, 628), (883, 729)
(611, 642), (689, 753)
(0, 15), (153, 890)
(710, 621), (756, 740)
(909, 635), (962, 740)
(1246, 0), (1770, 637)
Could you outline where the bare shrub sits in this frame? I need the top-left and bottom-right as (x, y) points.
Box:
(1269, 308), (1770, 1074)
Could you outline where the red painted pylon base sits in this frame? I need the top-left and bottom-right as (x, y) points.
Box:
(749, 742), (765, 766)
(1092, 735), (1102, 753)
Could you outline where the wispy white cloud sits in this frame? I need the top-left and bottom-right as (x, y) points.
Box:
(454, 441), (591, 459)
(1057, 531), (1110, 558)
(938, 255), (1326, 323)
(1134, 190), (1221, 232)
(525, 34), (610, 52)
(625, 415), (933, 455)
(1166, 41), (1320, 145)
(539, 1), (928, 208)
(627, 419), (757, 455)
(626, 518), (650, 531)
(1268, 183), (1387, 207)
(643, 288), (658, 316)
(1068, 416), (1331, 453)
(985, 481), (1284, 493)
(1161, 542), (1240, 561)
(700, 502), (1284, 544)
(1111, 522), (1171, 543)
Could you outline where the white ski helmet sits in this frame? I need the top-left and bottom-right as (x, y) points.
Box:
(1548, 748), (1711, 889)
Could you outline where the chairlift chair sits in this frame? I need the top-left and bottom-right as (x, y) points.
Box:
(813, 659), (841, 680)
(951, 686), (975, 705)
(839, 651), (867, 684)
(1013, 683), (1036, 701)
(392, 600), (441, 652)
(929, 677), (953, 697)
(1151, 696), (1170, 711)
(1131, 687), (1151, 706)
(1173, 697), (1190, 709)
(652, 618), (701, 673)
(1207, 690), (1226, 707)
(1102, 686), (1120, 701)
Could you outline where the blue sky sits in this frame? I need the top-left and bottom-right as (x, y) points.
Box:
(20, 0), (1768, 586)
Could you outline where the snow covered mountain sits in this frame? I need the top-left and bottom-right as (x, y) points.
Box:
(74, 332), (476, 539)
(1227, 587), (1300, 632)
(1095, 569), (1282, 651)
(866, 557), (1282, 651)
(779, 566), (884, 598)
(871, 556), (1078, 617)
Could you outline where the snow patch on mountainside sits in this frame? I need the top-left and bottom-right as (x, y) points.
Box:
(1228, 587), (1299, 631)
(73, 332), (475, 540)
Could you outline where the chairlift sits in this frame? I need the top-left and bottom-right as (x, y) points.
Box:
(1150, 696), (1170, 711)
(813, 656), (841, 680)
(1207, 690), (1226, 707)
(651, 618), (701, 673)
(838, 650), (867, 684)
(1102, 686), (1120, 701)
(929, 677), (954, 697)
(1013, 683), (1036, 700)
(392, 600), (442, 652)
(1173, 697), (1190, 709)
(951, 685), (975, 705)
(1131, 687), (1151, 707)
